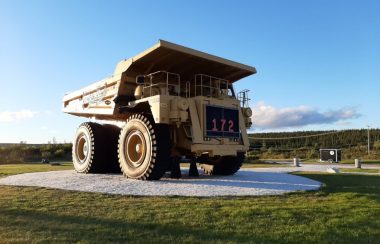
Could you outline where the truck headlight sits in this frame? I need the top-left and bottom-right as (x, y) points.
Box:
(243, 107), (252, 117)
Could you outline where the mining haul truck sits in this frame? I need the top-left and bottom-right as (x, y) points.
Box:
(63, 40), (256, 180)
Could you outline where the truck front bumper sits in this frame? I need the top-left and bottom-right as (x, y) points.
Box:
(191, 144), (248, 157)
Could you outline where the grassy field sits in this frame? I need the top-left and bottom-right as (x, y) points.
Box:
(340, 159), (380, 165)
(339, 168), (379, 173)
(0, 163), (73, 177)
(242, 162), (292, 168)
(301, 159), (380, 165)
(0, 164), (379, 243)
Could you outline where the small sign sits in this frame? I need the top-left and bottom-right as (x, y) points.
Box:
(205, 105), (239, 138)
(320, 149), (341, 163)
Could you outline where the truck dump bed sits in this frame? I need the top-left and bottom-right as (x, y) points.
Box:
(63, 40), (256, 120)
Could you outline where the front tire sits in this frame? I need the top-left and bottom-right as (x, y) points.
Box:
(118, 114), (170, 180)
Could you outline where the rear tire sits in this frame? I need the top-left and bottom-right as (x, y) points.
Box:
(72, 122), (105, 173)
(118, 114), (170, 180)
(201, 153), (244, 176)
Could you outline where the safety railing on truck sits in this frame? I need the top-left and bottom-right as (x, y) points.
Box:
(192, 74), (231, 98)
(136, 71), (181, 97)
(237, 89), (250, 108)
(136, 71), (235, 99)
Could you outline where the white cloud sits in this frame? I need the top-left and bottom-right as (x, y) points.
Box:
(0, 109), (37, 122)
(252, 102), (360, 129)
(40, 125), (58, 134)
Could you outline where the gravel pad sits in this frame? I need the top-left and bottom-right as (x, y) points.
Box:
(0, 169), (321, 196)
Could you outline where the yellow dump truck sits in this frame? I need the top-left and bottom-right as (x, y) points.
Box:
(63, 40), (256, 180)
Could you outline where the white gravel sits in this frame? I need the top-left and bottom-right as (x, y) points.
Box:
(0, 168), (321, 197)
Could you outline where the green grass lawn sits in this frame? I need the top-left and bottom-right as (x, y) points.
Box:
(242, 162), (292, 168)
(341, 159), (380, 165)
(243, 159), (294, 168)
(339, 168), (380, 173)
(0, 163), (73, 177)
(301, 159), (380, 165)
(0, 164), (379, 243)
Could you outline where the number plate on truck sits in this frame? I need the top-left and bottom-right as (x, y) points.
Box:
(205, 105), (240, 138)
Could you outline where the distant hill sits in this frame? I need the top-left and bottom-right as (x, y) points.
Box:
(248, 129), (380, 160)
(0, 143), (72, 163)
(249, 129), (380, 149)
(0, 143), (47, 147)
(1, 129), (379, 161)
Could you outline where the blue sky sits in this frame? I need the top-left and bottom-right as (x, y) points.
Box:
(0, 0), (379, 143)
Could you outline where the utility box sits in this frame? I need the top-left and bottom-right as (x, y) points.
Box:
(320, 149), (341, 163)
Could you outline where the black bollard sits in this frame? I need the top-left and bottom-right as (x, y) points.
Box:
(188, 159), (199, 177)
(170, 157), (181, 178)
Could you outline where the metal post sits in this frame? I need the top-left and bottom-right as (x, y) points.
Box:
(355, 159), (361, 168)
(368, 126), (370, 155)
(201, 75), (203, 96)
(293, 158), (300, 167)
(150, 76), (153, 97)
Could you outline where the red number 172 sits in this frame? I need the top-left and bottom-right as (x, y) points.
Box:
(211, 118), (234, 132)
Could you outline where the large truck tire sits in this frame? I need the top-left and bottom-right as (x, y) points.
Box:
(72, 122), (105, 173)
(102, 124), (122, 173)
(201, 152), (244, 176)
(118, 114), (170, 180)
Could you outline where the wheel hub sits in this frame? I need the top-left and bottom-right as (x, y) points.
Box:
(83, 143), (88, 155)
(76, 134), (89, 164)
(126, 130), (146, 167)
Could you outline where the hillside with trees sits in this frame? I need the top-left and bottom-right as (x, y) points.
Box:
(1, 129), (380, 163)
(0, 142), (72, 164)
(249, 129), (380, 160)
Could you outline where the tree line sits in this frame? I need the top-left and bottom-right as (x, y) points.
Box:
(0, 143), (72, 164)
(1, 128), (380, 163)
(248, 129), (380, 160)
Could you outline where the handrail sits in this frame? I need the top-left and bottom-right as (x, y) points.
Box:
(194, 74), (230, 97)
(138, 71), (181, 97)
(237, 89), (250, 108)
(135, 71), (235, 99)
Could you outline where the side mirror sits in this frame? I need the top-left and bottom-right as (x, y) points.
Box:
(136, 76), (145, 85)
